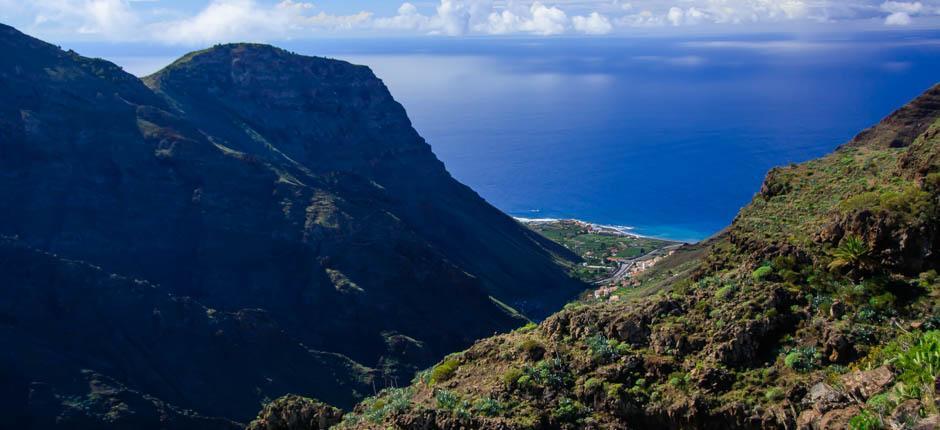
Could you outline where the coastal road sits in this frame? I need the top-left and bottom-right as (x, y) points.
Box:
(593, 244), (684, 286)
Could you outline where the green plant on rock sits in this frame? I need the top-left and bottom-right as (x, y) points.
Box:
(764, 387), (785, 402)
(891, 330), (940, 396)
(828, 235), (874, 277)
(430, 358), (460, 385)
(435, 389), (468, 414)
(752, 265), (773, 281)
(472, 397), (506, 417)
(848, 409), (884, 430)
(551, 397), (587, 423)
(502, 368), (525, 388)
(784, 346), (820, 372)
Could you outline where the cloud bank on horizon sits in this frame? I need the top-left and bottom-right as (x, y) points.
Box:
(2, 0), (939, 44)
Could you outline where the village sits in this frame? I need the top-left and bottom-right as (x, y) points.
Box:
(518, 218), (684, 302)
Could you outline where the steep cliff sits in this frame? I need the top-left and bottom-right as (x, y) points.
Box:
(0, 24), (583, 427)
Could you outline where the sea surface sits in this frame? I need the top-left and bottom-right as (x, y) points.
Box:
(77, 32), (940, 242)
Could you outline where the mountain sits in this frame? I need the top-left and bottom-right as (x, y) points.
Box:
(0, 24), (583, 427)
(328, 85), (940, 429)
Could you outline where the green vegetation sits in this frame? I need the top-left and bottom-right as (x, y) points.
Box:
(828, 235), (873, 275)
(429, 358), (460, 385)
(522, 220), (679, 282)
(784, 346), (820, 372)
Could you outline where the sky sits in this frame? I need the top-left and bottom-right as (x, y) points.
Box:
(1, 0), (939, 45)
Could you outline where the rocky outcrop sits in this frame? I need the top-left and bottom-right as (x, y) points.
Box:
(247, 395), (344, 430)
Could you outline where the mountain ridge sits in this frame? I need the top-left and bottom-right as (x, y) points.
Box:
(0, 23), (585, 427)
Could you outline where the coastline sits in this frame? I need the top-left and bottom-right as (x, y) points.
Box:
(513, 216), (691, 244)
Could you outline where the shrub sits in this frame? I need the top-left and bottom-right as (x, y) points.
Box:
(784, 346), (820, 372)
(502, 368), (524, 388)
(892, 330), (940, 389)
(434, 390), (461, 411)
(715, 284), (737, 300)
(552, 398), (586, 423)
(848, 409), (883, 430)
(350, 387), (414, 424)
(585, 334), (618, 362)
(518, 338), (545, 360)
(583, 377), (604, 393)
(828, 235), (874, 276)
(868, 292), (896, 311)
(430, 358), (460, 384)
(518, 322), (538, 332)
(473, 397), (505, 417)
(764, 387), (785, 402)
(752, 265), (773, 281)
(525, 358), (571, 389)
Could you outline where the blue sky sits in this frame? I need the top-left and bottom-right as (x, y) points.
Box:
(1, 0), (939, 45)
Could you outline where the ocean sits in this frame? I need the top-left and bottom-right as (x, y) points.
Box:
(82, 31), (940, 242)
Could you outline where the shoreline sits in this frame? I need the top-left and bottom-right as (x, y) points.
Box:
(513, 216), (690, 244)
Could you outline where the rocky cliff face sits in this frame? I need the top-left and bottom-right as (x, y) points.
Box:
(0, 24), (583, 427)
(337, 85), (940, 429)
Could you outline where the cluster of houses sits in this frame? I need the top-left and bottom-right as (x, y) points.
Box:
(592, 250), (676, 302)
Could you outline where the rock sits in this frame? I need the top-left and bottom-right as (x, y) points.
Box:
(829, 300), (846, 319)
(818, 406), (861, 430)
(797, 409), (821, 430)
(890, 399), (922, 427)
(913, 415), (939, 430)
(840, 366), (894, 400)
(247, 395), (344, 430)
(823, 325), (856, 364)
(690, 364), (734, 393)
(803, 383), (849, 413)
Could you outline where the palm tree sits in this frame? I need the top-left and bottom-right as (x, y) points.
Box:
(827, 235), (874, 277)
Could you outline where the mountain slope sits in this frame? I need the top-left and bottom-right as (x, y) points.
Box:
(335, 84), (940, 429)
(0, 24), (583, 426)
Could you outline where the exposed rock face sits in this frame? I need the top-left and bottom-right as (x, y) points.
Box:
(247, 395), (344, 430)
(0, 24), (584, 427)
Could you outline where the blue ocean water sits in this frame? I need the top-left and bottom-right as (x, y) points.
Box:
(79, 32), (940, 242)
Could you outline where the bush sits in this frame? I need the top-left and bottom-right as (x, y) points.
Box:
(473, 397), (505, 417)
(552, 398), (586, 423)
(585, 334), (618, 362)
(525, 358), (572, 389)
(518, 338), (545, 360)
(764, 387), (785, 402)
(502, 368), (524, 388)
(348, 387), (414, 424)
(715, 284), (737, 300)
(784, 346), (820, 372)
(752, 265), (773, 281)
(892, 330), (940, 389)
(435, 390), (457, 409)
(518, 322), (538, 332)
(828, 235), (873, 275)
(430, 358), (460, 384)
(848, 409), (883, 430)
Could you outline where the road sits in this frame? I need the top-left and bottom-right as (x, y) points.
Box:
(593, 244), (683, 286)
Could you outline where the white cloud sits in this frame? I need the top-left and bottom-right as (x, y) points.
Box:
(28, 0), (138, 38)
(880, 1), (923, 14)
(884, 11), (913, 24)
(379, 0), (573, 36)
(9, 0), (940, 41)
(573, 11), (613, 34)
(880, 1), (928, 25)
(152, 0), (372, 44)
(374, 3), (431, 31)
